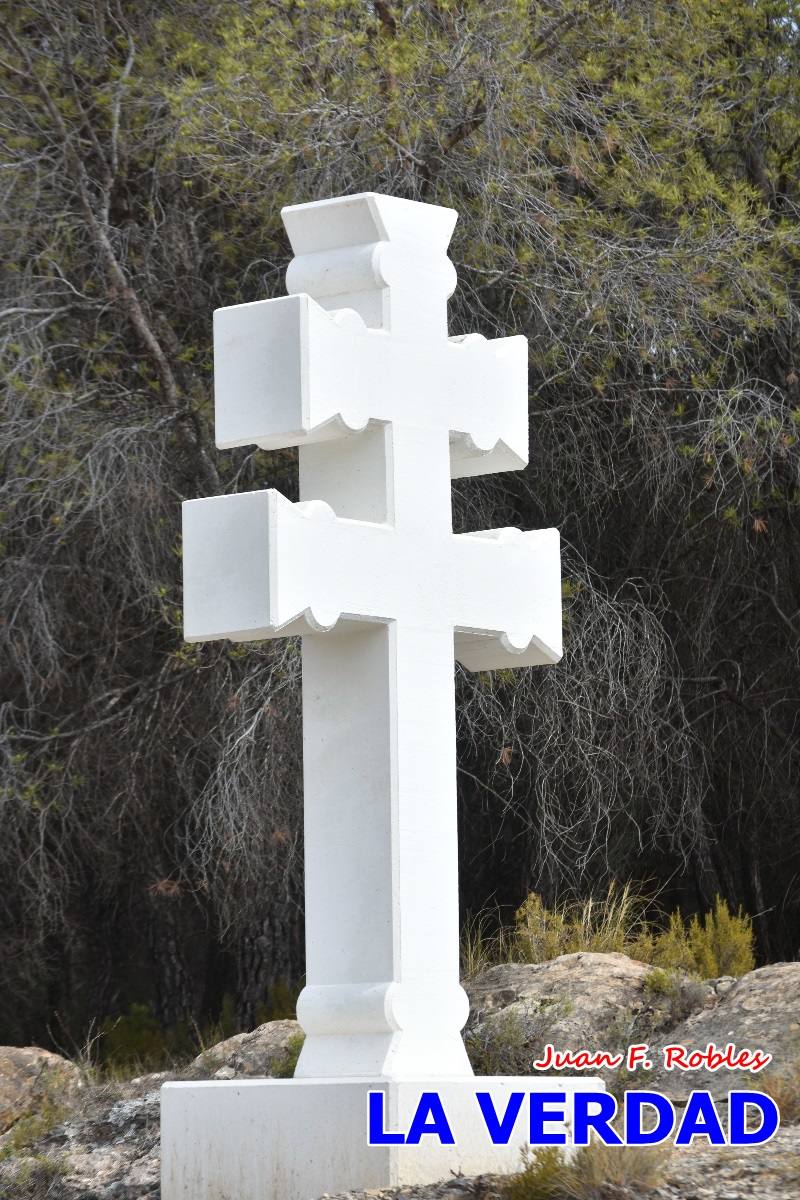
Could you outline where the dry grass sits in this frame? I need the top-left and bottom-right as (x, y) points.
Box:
(0, 1155), (67, 1200)
(503, 1142), (667, 1200)
(461, 883), (653, 980)
(758, 1061), (800, 1125)
(513, 883), (651, 964)
(461, 909), (516, 979)
(561, 1142), (667, 1198)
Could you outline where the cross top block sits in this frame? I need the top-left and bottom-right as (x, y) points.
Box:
(283, 192), (457, 339)
(213, 191), (529, 478)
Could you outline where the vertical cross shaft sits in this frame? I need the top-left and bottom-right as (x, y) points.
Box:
(287, 192), (470, 1075)
(286, 195), (473, 1079)
(297, 422), (470, 1079)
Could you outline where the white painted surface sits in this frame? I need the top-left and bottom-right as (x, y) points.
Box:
(162, 1076), (603, 1200)
(213, 294), (529, 477)
(169, 192), (581, 1198)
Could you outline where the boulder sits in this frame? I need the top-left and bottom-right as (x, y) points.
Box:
(650, 960), (800, 1099)
(0, 1045), (82, 1135)
(185, 1017), (304, 1080)
(464, 952), (710, 1076)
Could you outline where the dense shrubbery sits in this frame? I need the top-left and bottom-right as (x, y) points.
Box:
(514, 889), (755, 978)
(1, 1), (798, 1048)
(463, 887), (756, 978)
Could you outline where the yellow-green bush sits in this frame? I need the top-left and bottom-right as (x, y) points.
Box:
(687, 896), (755, 977)
(513, 883), (650, 962)
(632, 910), (695, 973)
(638, 896), (755, 977)
(502, 888), (754, 978)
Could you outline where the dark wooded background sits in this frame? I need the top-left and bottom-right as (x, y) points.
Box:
(1, 0), (798, 1050)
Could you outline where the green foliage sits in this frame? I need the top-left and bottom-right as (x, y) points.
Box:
(464, 976), (575, 1073)
(642, 966), (674, 996)
(273, 1032), (305, 1080)
(100, 1003), (194, 1071)
(503, 1146), (568, 1200)
(0, 1155), (67, 1199)
(99, 989), (304, 1073)
(637, 897), (755, 977)
(634, 911), (697, 974)
(152, 0), (800, 527)
(513, 883), (651, 961)
(466, 1010), (537, 1077)
(216, 993), (238, 1041)
(255, 979), (301, 1025)
(640, 966), (710, 1031)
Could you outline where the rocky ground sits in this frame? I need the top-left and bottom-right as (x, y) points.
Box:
(0, 954), (798, 1199)
(320, 1128), (800, 1199)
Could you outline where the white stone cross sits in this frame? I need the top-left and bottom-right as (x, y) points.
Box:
(182, 192), (561, 1083)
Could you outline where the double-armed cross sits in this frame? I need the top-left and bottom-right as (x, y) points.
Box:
(183, 193), (561, 1081)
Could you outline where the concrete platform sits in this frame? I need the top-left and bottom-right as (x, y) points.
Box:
(161, 1075), (602, 1200)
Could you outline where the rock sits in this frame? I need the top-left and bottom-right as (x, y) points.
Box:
(54, 1086), (161, 1198)
(129, 1071), (170, 1088)
(650, 961), (800, 1099)
(212, 1065), (236, 1080)
(464, 953), (710, 1076)
(320, 1127), (800, 1200)
(0, 1022), (304, 1197)
(10, 1124), (800, 1200)
(0, 1076), (162, 1198)
(656, 1124), (800, 1199)
(185, 1018), (304, 1080)
(0, 1045), (82, 1134)
(320, 1178), (506, 1200)
(706, 976), (737, 997)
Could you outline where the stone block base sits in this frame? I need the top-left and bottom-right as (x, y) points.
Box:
(161, 1076), (602, 1200)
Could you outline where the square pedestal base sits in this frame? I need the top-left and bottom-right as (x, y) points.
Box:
(161, 1076), (603, 1200)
